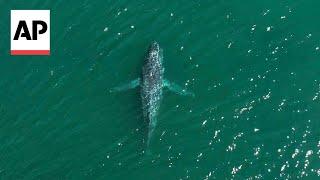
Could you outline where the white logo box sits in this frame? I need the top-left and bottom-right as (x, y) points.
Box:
(11, 10), (50, 55)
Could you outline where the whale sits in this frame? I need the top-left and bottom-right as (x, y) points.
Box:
(111, 41), (194, 151)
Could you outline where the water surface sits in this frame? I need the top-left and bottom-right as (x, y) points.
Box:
(0, 0), (319, 179)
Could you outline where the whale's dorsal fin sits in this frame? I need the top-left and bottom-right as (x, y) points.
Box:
(163, 79), (195, 97)
(110, 78), (141, 92)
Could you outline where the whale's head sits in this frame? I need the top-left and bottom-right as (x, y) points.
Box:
(149, 41), (160, 52)
(145, 41), (162, 65)
(148, 41), (160, 58)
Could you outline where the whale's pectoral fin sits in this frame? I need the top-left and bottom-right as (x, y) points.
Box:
(110, 78), (140, 92)
(163, 79), (195, 97)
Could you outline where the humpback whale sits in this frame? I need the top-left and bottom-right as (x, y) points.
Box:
(111, 42), (194, 151)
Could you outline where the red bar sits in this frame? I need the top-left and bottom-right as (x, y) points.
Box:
(11, 50), (50, 55)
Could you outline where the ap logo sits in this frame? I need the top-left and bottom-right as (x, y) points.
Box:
(11, 10), (50, 55)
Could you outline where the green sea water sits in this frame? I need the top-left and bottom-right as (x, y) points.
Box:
(0, 0), (320, 179)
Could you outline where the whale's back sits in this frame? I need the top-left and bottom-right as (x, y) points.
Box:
(141, 42), (164, 146)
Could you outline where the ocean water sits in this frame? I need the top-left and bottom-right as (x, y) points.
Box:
(0, 0), (320, 179)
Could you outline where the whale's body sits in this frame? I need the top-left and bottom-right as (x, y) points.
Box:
(141, 42), (163, 146)
(111, 42), (193, 151)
